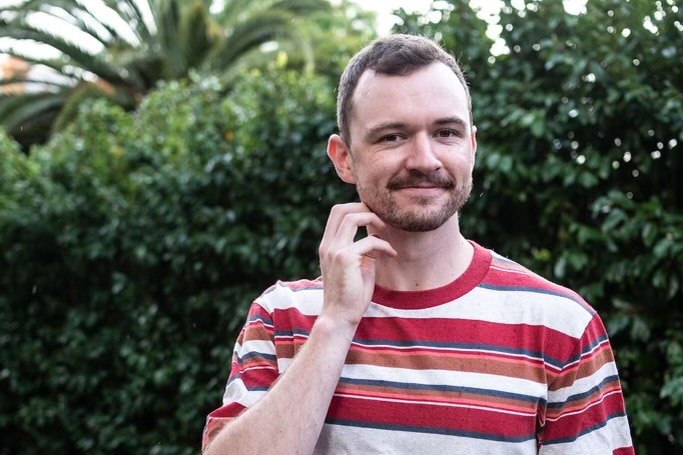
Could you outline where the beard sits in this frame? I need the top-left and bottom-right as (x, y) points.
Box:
(357, 170), (473, 232)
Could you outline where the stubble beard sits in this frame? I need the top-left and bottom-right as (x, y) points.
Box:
(357, 174), (473, 232)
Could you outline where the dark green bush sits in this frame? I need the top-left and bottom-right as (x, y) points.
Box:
(397, 1), (683, 453)
(0, 69), (350, 454)
(2, 1), (682, 453)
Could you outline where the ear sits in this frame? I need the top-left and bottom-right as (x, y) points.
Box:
(327, 134), (357, 184)
(470, 125), (478, 169)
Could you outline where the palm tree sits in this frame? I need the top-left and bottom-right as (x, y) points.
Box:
(0, 0), (330, 149)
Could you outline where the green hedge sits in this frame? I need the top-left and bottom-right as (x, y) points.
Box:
(2, 2), (682, 450)
(396, 1), (683, 453)
(0, 69), (352, 454)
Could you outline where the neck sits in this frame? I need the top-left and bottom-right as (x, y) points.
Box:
(371, 216), (473, 291)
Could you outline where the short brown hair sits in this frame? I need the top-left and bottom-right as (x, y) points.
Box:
(336, 34), (472, 145)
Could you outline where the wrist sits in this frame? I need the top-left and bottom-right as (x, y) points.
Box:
(313, 311), (358, 345)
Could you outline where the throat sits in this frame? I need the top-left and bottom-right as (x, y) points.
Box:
(375, 236), (474, 291)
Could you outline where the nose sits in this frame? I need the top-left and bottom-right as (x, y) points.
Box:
(406, 132), (442, 173)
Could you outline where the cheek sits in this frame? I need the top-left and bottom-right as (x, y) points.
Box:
(449, 154), (475, 172)
(350, 157), (383, 183)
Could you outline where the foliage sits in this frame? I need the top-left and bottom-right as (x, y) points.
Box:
(1, 0), (682, 453)
(395, 0), (683, 453)
(297, 0), (379, 78)
(0, 67), (349, 454)
(0, 0), (330, 149)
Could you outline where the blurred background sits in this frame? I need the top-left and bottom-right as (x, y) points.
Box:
(1, 1), (681, 453)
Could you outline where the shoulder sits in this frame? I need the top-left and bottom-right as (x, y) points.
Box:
(255, 277), (324, 313)
(487, 247), (594, 311)
(470, 243), (599, 337)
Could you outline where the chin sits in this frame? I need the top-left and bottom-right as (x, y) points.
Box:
(384, 208), (456, 232)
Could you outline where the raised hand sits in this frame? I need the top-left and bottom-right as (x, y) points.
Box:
(318, 203), (397, 327)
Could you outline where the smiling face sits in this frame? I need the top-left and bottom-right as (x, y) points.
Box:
(328, 62), (477, 232)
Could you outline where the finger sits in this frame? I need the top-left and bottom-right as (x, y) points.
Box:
(354, 234), (397, 259)
(329, 234), (397, 265)
(322, 203), (368, 237)
(320, 203), (383, 251)
(320, 203), (364, 248)
(333, 212), (385, 247)
(320, 233), (397, 279)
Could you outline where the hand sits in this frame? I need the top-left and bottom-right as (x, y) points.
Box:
(318, 203), (397, 327)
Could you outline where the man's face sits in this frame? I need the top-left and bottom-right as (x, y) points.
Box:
(340, 62), (477, 232)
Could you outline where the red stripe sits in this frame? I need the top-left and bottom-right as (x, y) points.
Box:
(545, 392), (629, 441)
(328, 394), (537, 439)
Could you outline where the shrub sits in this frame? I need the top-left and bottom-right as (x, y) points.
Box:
(0, 68), (350, 454)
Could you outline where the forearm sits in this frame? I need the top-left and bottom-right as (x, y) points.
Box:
(203, 315), (356, 455)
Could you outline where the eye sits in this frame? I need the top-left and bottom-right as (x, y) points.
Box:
(435, 129), (461, 138)
(380, 133), (403, 142)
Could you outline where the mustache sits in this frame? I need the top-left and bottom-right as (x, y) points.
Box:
(386, 172), (456, 190)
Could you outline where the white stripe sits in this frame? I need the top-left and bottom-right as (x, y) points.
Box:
(316, 424), (538, 455)
(362, 287), (592, 337)
(341, 364), (547, 400)
(239, 339), (276, 356)
(222, 376), (267, 407)
(257, 284), (324, 313)
(257, 281), (593, 339)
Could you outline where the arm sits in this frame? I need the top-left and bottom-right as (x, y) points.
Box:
(203, 203), (396, 455)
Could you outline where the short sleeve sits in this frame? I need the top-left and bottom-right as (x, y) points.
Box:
(540, 314), (634, 454)
(202, 302), (279, 451)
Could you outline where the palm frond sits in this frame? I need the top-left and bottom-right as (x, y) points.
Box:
(0, 73), (73, 91)
(1, 0), (121, 50)
(214, 12), (302, 64)
(270, 0), (330, 16)
(0, 0), (333, 147)
(179, 1), (221, 72)
(1, 18), (131, 86)
(100, 0), (154, 44)
(0, 91), (69, 131)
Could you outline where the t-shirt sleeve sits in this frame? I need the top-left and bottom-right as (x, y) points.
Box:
(540, 313), (634, 454)
(202, 302), (279, 451)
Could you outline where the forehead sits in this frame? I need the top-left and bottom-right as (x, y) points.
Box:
(349, 62), (470, 134)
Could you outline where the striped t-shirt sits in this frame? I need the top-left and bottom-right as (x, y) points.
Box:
(204, 242), (634, 454)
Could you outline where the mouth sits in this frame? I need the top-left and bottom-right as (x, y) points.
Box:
(394, 184), (445, 189)
(387, 175), (454, 191)
(393, 186), (447, 197)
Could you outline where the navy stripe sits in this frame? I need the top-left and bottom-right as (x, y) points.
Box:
(340, 376), (544, 405)
(326, 418), (537, 443)
(274, 328), (312, 338)
(236, 351), (276, 363)
(247, 314), (273, 325)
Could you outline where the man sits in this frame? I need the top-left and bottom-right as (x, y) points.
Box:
(203, 34), (634, 454)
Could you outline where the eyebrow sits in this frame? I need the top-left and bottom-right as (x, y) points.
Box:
(363, 116), (468, 140)
(434, 116), (469, 128)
